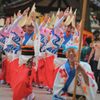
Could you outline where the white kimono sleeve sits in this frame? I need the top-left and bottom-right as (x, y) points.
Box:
(61, 26), (64, 32)
(39, 21), (45, 30)
(54, 17), (65, 31)
(33, 21), (39, 33)
(44, 24), (48, 28)
(74, 28), (79, 36)
(12, 15), (23, 29)
(0, 25), (7, 32)
(53, 65), (71, 100)
(80, 62), (98, 100)
(6, 24), (12, 33)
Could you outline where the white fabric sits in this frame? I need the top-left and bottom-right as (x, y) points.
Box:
(74, 28), (79, 36)
(54, 17), (65, 31)
(44, 24), (48, 28)
(54, 58), (67, 69)
(6, 24), (12, 34)
(0, 25), (7, 32)
(29, 93), (35, 100)
(53, 61), (98, 100)
(39, 21), (45, 30)
(12, 15), (23, 29)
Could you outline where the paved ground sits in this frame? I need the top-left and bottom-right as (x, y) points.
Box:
(0, 84), (52, 100)
(0, 84), (99, 100)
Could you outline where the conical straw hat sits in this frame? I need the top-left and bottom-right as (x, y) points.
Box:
(26, 3), (36, 26)
(65, 7), (72, 24)
(19, 15), (27, 27)
(13, 13), (17, 21)
(66, 9), (77, 28)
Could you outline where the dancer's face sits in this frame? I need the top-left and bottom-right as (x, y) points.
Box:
(64, 25), (74, 36)
(22, 25), (28, 32)
(27, 25), (34, 34)
(65, 48), (78, 62)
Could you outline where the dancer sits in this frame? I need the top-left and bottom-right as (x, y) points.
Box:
(53, 42), (97, 100)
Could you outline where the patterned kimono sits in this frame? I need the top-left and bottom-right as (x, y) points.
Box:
(13, 29), (40, 100)
(58, 33), (79, 58)
(53, 60), (98, 100)
(80, 46), (92, 62)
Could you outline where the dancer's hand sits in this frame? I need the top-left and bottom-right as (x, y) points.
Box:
(58, 11), (63, 19)
(5, 17), (10, 27)
(17, 10), (21, 18)
(11, 16), (14, 24)
(74, 62), (83, 72)
(77, 20), (82, 31)
(63, 7), (69, 18)
(47, 17), (51, 25)
(44, 14), (49, 23)
(23, 7), (30, 16)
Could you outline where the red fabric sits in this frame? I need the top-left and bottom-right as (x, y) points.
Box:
(13, 64), (35, 100)
(5, 60), (11, 83)
(83, 34), (87, 46)
(37, 58), (45, 84)
(10, 59), (19, 90)
(54, 67), (60, 81)
(0, 64), (2, 68)
(44, 55), (55, 89)
(59, 68), (68, 78)
(31, 58), (45, 85)
(35, 70), (39, 85)
(0, 59), (7, 80)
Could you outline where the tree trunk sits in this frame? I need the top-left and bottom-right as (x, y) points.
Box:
(79, 0), (91, 32)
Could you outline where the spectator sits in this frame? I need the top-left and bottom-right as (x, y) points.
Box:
(80, 37), (92, 62)
(88, 30), (100, 94)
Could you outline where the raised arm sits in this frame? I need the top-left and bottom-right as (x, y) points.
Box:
(1, 18), (10, 32)
(6, 24), (12, 34)
(39, 14), (48, 30)
(12, 7), (30, 29)
(76, 20), (82, 36)
(54, 8), (69, 31)
(54, 11), (64, 31)
(12, 15), (23, 29)
(74, 28), (79, 36)
(31, 11), (39, 33)
(0, 25), (7, 32)
(44, 17), (51, 28)
(39, 21), (45, 30)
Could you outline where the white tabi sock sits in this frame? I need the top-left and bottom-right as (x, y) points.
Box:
(29, 93), (35, 100)
(24, 96), (29, 100)
(0, 80), (4, 84)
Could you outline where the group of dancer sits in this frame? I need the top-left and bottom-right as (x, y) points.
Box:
(0, 3), (98, 100)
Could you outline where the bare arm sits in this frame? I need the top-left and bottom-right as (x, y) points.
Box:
(87, 48), (95, 63)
